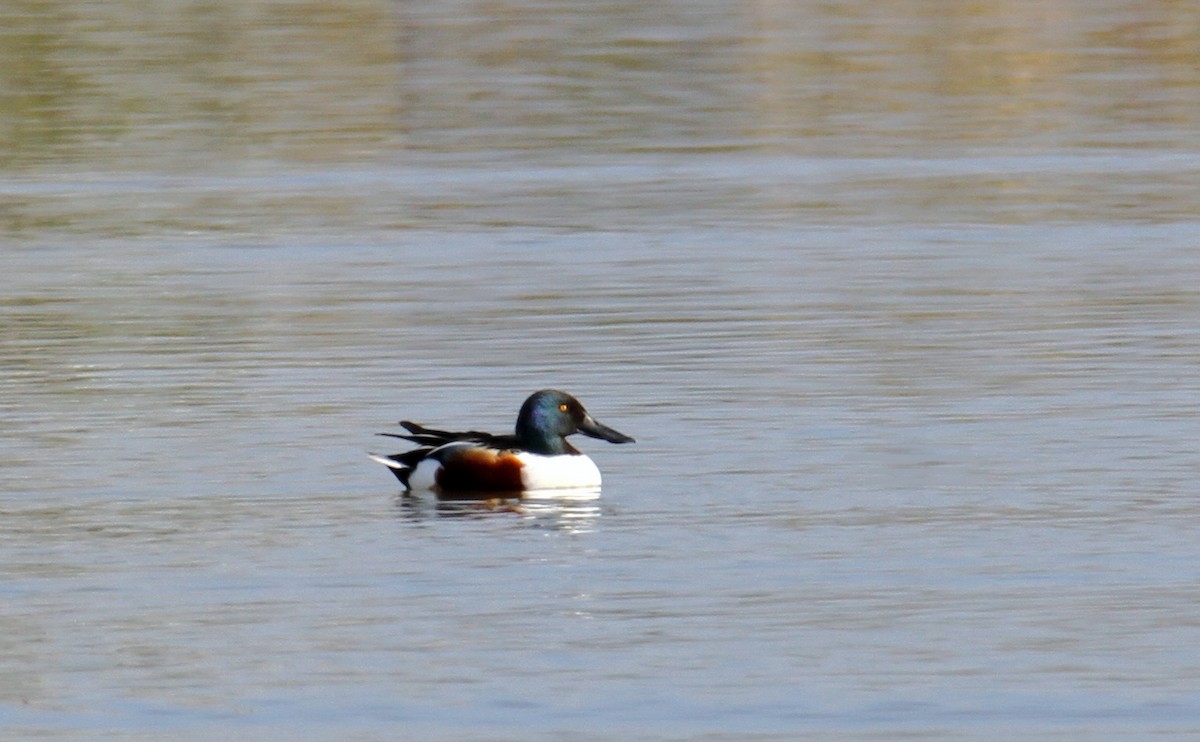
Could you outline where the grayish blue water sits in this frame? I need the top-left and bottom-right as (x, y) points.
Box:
(3, 1), (1199, 739)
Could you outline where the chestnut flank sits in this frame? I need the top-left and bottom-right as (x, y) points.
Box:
(435, 447), (525, 492)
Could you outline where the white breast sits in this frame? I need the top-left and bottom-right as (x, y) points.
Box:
(515, 452), (602, 490)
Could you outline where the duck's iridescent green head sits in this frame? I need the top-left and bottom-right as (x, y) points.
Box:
(515, 389), (635, 455)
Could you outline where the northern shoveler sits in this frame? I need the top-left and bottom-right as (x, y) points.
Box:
(369, 389), (634, 493)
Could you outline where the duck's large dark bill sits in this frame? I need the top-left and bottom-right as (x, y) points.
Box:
(578, 415), (635, 444)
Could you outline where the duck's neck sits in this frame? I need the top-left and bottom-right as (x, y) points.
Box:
(516, 424), (579, 456)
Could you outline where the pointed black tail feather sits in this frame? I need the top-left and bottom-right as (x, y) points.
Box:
(368, 451), (422, 488)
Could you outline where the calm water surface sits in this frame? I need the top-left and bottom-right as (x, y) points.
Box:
(3, 1), (1200, 739)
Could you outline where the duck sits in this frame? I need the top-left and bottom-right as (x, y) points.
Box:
(369, 389), (634, 493)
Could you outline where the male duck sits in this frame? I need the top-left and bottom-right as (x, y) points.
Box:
(370, 389), (634, 493)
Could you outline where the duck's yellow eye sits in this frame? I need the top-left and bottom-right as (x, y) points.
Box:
(559, 404), (569, 412)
